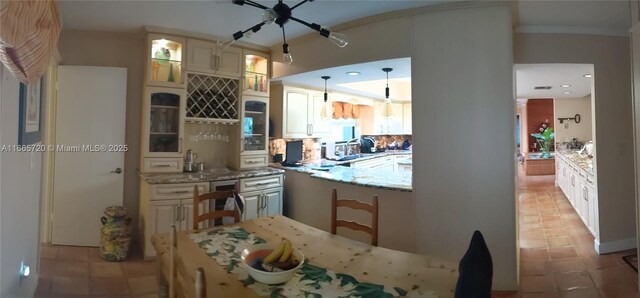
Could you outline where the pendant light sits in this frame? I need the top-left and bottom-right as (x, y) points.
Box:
(382, 67), (394, 118)
(320, 76), (331, 119)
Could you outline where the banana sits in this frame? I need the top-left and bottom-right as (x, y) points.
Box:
(279, 239), (293, 263)
(264, 240), (286, 263)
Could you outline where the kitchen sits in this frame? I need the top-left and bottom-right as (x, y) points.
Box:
(3, 0), (638, 296)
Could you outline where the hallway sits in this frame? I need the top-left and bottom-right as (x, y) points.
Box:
(516, 167), (638, 297)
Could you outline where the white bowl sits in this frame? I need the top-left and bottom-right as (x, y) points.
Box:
(241, 243), (304, 285)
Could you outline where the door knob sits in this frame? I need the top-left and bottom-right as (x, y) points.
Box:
(111, 168), (123, 174)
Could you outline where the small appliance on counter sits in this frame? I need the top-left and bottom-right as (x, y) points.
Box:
(359, 137), (376, 153)
(281, 140), (303, 167)
(184, 148), (200, 172)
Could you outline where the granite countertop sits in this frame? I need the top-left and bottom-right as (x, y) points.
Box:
(271, 161), (412, 192)
(556, 150), (594, 175)
(396, 157), (412, 165)
(139, 167), (285, 184)
(327, 150), (412, 165)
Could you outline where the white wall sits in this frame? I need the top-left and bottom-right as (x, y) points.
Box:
(0, 66), (44, 297)
(272, 3), (518, 290)
(554, 96), (592, 143)
(515, 33), (635, 250)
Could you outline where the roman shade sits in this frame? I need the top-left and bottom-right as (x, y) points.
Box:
(0, 0), (62, 84)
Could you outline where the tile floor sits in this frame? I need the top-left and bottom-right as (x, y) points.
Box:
(35, 245), (159, 297)
(498, 166), (639, 297)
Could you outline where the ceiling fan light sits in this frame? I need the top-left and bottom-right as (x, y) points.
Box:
(327, 32), (348, 48)
(262, 9), (277, 25)
(282, 43), (293, 64)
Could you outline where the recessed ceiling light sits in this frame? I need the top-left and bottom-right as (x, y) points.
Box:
(583, 74), (592, 78)
(563, 91), (572, 94)
(560, 84), (571, 88)
(346, 71), (361, 76)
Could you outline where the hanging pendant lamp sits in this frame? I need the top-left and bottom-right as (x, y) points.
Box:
(382, 68), (394, 118)
(320, 76), (331, 119)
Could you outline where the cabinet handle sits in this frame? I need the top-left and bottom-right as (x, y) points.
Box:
(254, 182), (271, 186)
(587, 178), (593, 184)
(262, 194), (267, 209)
(579, 172), (585, 178)
(583, 187), (588, 201)
(155, 164), (172, 168)
(176, 206), (181, 222)
(171, 190), (191, 194)
(310, 124), (314, 135)
(182, 205), (186, 221)
(257, 195), (261, 215)
(246, 160), (260, 164)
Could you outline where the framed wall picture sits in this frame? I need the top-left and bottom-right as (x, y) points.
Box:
(19, 77), (44, 145)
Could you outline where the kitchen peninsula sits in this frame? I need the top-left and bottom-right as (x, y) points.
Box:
(272, 150), (415, 252)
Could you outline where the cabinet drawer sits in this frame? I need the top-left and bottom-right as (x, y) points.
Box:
(240, 155), (268, 168)
(143, 158), (182, 173)
(240, 175), (283, 192)
(150, 183), (209, 200)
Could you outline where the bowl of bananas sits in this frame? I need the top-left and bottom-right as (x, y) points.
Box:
(241, 238), (304, 284)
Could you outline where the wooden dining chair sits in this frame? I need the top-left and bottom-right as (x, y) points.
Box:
(331, 188), (379, 246)
(193, 186), (240, 230)
(168, 225), (177, 298)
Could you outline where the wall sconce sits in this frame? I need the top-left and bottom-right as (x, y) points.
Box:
(558, 113), (581, 128)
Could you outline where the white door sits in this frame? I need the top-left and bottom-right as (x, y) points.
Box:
(52, 66), (127, 246)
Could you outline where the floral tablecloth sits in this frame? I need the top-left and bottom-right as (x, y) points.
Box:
(190, 226), (437, 297)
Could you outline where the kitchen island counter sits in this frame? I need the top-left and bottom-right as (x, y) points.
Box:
(271, 161), (412, 192)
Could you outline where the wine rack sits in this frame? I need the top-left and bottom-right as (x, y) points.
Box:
(185, 73), (240, 124)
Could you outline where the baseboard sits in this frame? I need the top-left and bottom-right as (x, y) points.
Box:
(595, 237), (637, 254)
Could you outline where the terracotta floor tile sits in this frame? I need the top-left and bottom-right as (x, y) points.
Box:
(583, 255), (620, 270)
(88, 247), (106, 262)
(90, 277), (130, 296)
(521, 275), (556, 292)
(40, 245), (58, 259)
(137, 294), (160, 298)
(57, 246), (89, 261)
(39, 258), (56, 278)
(551, 259), (587, 273)
(522, 230), (546, 240)
(539, 208), (560, 216)
(549, 247), (578, 260)
(521, 215), (541, 224)
(574, 245), (598, 258)
(90, 262), (124, 277)
(547, 237), (573, 248)
(491, 291), (518, 297)
(522, 222), (545, 230)
(541, 214), (562, 221)
(559, 288), (601, 298)
(520, 292), (560, 298)
(521, 261), (553, 276)
(54, 260), (90, 276)
(122, 261), (157, 277)
(599, 281), (640, 297)
(51, 276), (90, 295)
(545, 228), (570, 239)
(522, 248), (550, 261)
(521, 238), (548, 249)
(35, 277), (52, 295)
(589, 266), (635, 287)
(127, 276), (159, 295)
(543, 220), (565, 229)
(554, 271), (595, 291)
(570, 234), (595, 246)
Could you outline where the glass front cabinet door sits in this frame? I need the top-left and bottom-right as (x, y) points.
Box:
(241, 97), (268, 155)
(243, 50), (269, 97)
(147, 34), (186, 87)
(144, 87), (185, 158)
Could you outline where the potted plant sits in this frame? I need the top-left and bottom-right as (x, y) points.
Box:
(531, 127), (555, 159)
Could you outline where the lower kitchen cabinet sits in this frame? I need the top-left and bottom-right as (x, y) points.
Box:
(239, 174), (284, 221)
(139, 181), (209, 258)
(555, 153), (597, 238)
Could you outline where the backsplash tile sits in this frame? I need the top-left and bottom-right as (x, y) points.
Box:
(361, 135), (412, 150)
(269, 138), (320, 162)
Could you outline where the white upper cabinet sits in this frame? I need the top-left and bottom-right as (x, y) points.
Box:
(285, 88), (310, 137)
(186, 39), (242, 78)
(310, 93), (331, 136)
(146, 34), (186, 88)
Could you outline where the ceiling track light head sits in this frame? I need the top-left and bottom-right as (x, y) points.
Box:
(321, 76), (331, 80)
(232, 0), (245, 6)
(322, 76), (330, 102)
(282, 43), (290, 54)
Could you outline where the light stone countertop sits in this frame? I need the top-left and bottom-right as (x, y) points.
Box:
(138, 167), (285, 184)
(556, 150), (594, 175)
(271, 155), (413, 192)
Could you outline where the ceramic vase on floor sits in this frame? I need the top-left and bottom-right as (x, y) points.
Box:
(100, 206), (132, 262)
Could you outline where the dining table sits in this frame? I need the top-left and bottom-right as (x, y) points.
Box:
(152, 215), (459, 297)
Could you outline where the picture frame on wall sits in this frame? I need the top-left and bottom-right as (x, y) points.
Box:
(19, 77), (44, 145)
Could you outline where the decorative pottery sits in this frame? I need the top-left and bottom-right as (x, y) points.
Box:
(100, 206), (132, 262)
